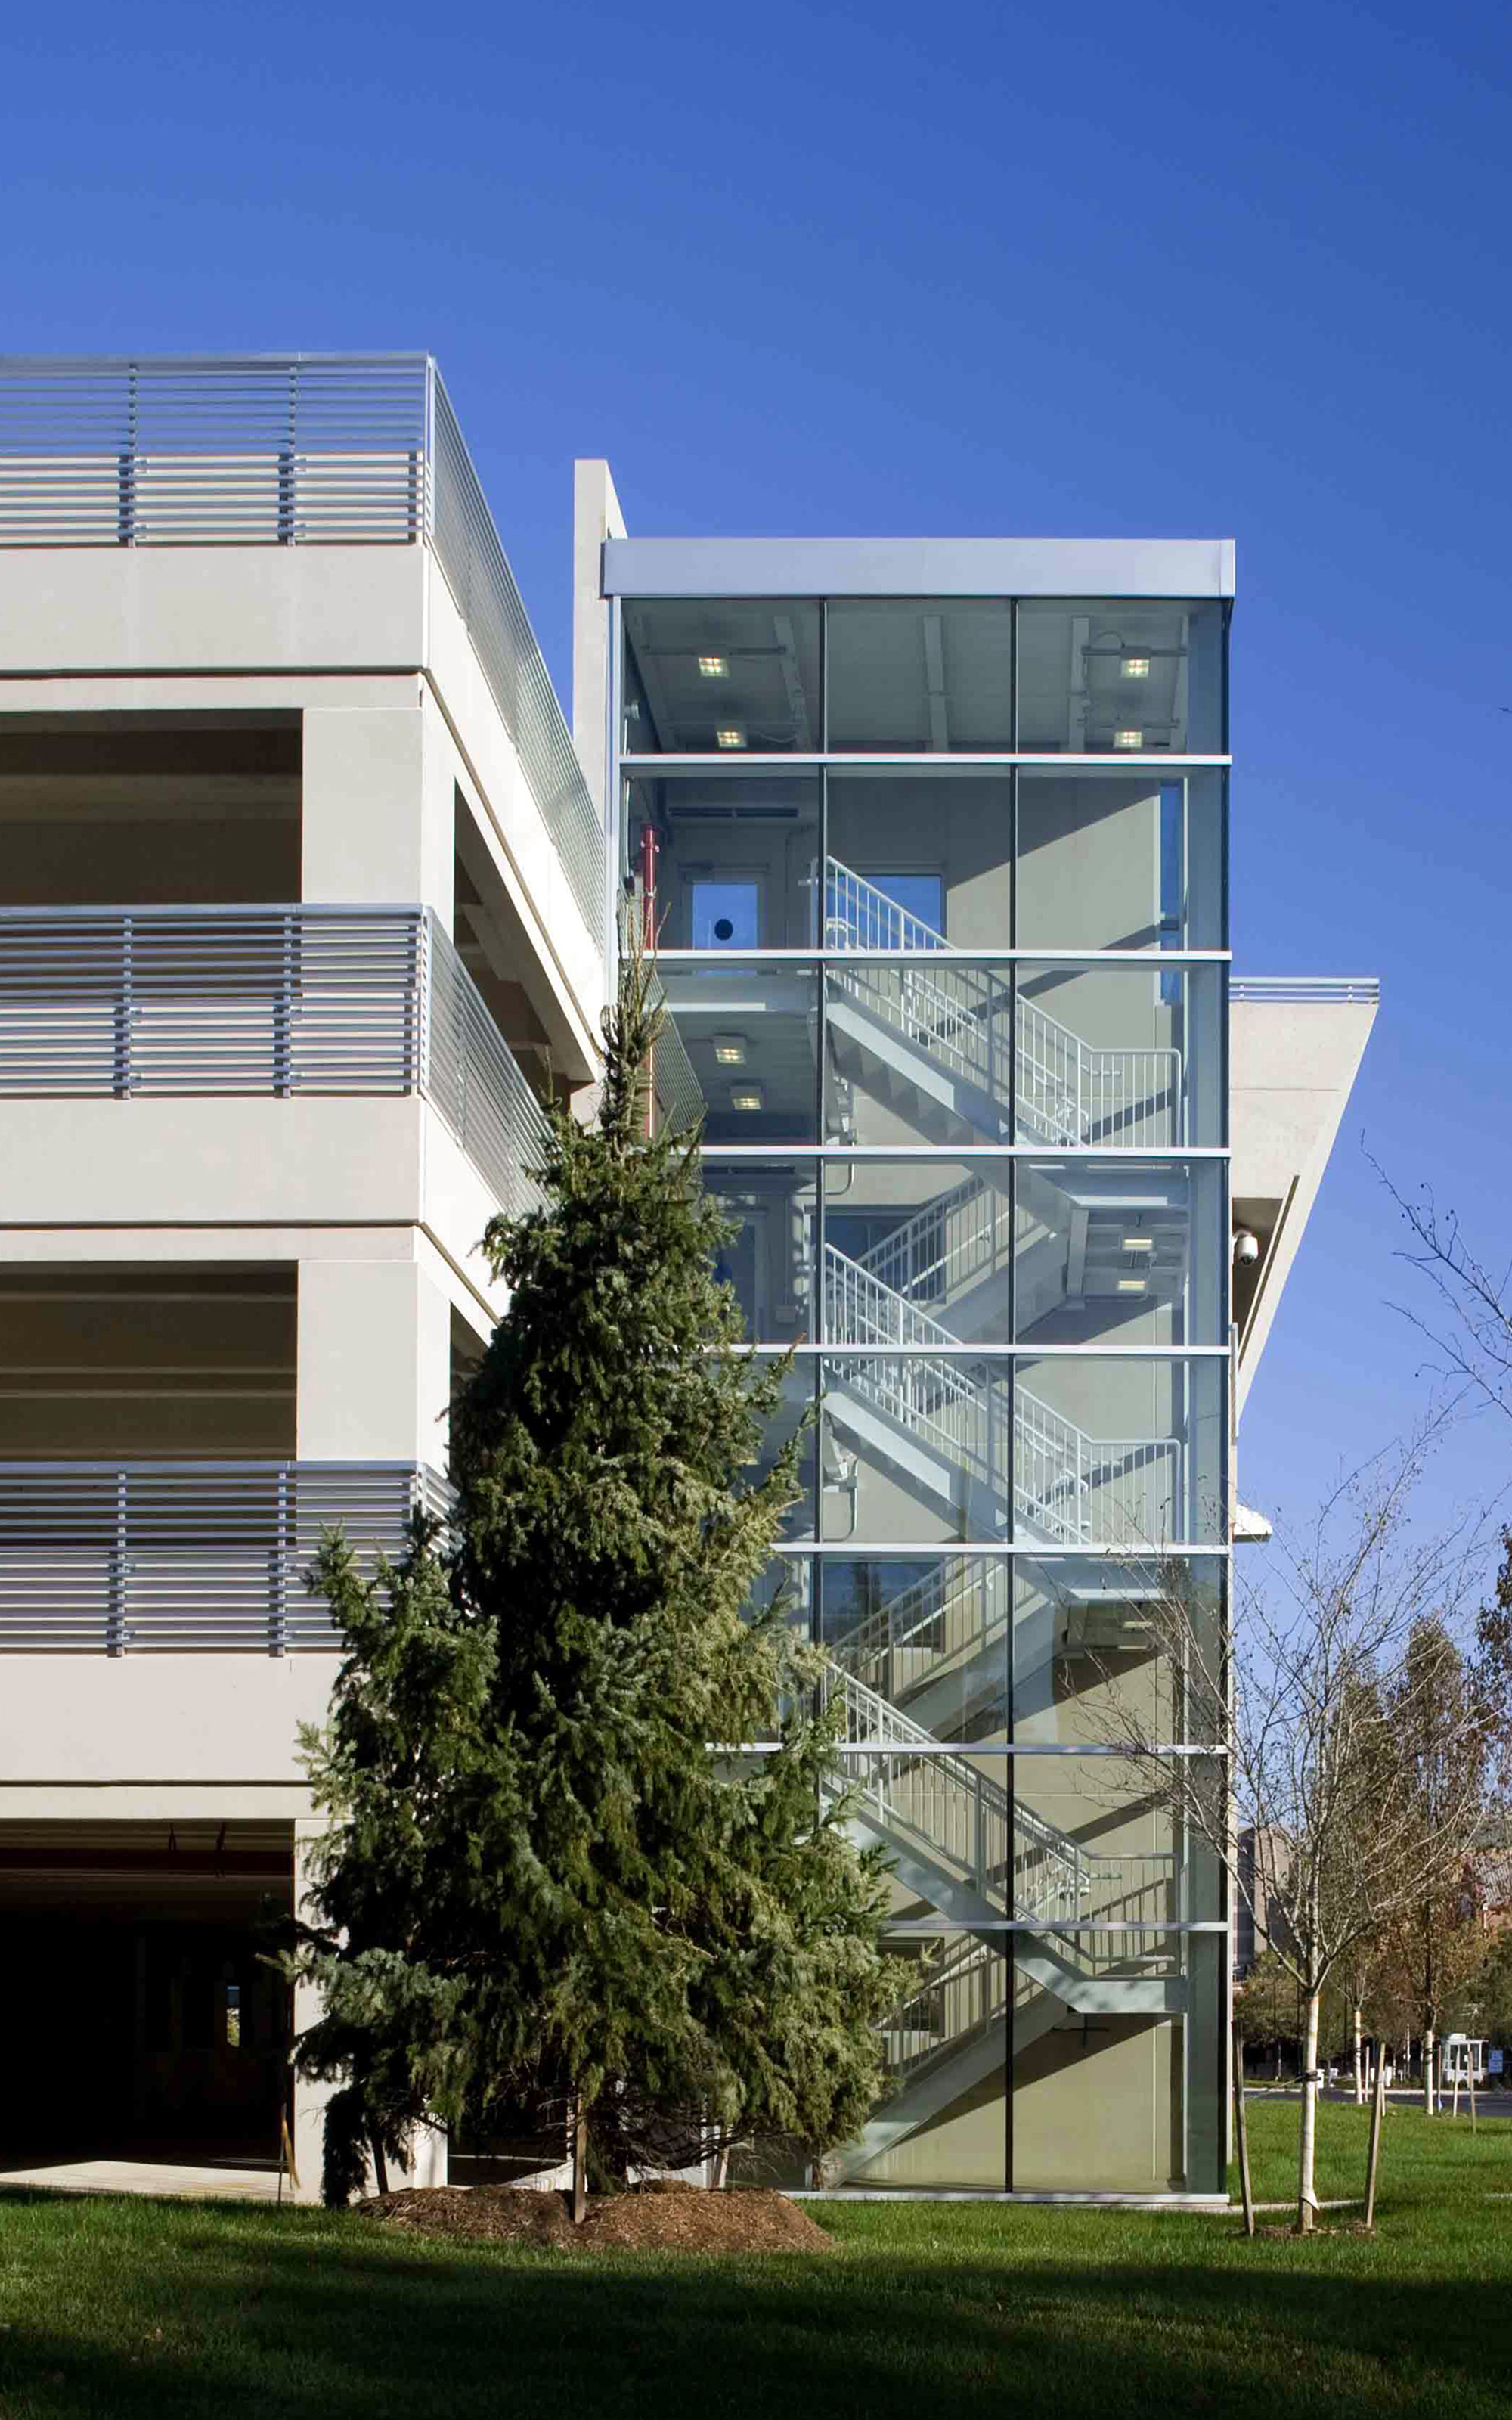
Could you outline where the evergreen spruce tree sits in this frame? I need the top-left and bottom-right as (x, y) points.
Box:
(288, 947), (894, 2208)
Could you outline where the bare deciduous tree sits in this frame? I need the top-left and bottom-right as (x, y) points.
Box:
(1093, 1434), (1502, 2233)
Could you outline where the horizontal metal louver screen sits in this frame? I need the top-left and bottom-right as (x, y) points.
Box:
(0, 1461), (454, 1652)
(0, 904), (552, 1221)
(0, 355), (605, 949)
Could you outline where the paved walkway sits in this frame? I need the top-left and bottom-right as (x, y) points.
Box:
(0, 2158), (284, 2201)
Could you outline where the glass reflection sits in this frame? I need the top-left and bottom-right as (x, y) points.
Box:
(1015, 1356), (1225, 1550)
(703, 1159), (817, 1344)
(1015, 962), (1221, 1150)
(656, 962), (819, 1144)
(1015, 600), (1225, 755)
(826, 600), (1013, 753)
(622, 599), (821, 754)
(819, 1555), (1009, 1743)
(824, 774), (1012, 950)
(1015, 767), (1224, 952)
(1015, 1161), (1225, 1349)
(623, 771), (820, 950)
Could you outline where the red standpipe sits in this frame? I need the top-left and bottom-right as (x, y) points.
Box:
(639, 826), (658, 1135)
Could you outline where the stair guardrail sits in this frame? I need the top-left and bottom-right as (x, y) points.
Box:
(823, 1243), (1181, 1549)
(823, 856), (1182, 1147)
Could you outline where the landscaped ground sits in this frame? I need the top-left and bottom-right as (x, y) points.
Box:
(1, 2101), (1509, 2419)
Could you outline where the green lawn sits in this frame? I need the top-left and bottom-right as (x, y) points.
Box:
(1, 2102), (1509, 2420)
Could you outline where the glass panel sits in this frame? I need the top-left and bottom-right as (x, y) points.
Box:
(823, 1159), (1013, 1345)
(657, 962), (818, 1144)
(1015, 1160), (1225, 1349)
(1015, 767), (1223, 951)
(1184, 1931), (1226, 2192)
(819, 1555), (1009, 1745)
(622, 599), (822, 755)
(1015, 1764), (1183, 1933)
(820, 1354), (1012, 1544)
(824, 773), (1011, 950)
(1015, 1356), (1225, 1548)
(823, 957), (1015, 1148)
(826, 600), (1014, 753)
(702, 1158), (817, 1345)
(1012, 1989), (1184, 2192)
(828, 1933), (1006, 2189)
(624, 770), (819, 948)
(744, 1362), (818, 1544)
(1015, 600), (1225, 755)
(1015, 961), (1221, 1150)
(1012, 1559), (1225, 1748)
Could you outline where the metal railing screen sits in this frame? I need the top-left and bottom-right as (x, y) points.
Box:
(428, 379), (606, 942)
(0, 355), (605, 951)
(0, 357), (429, 546)
(0, 904), (550, 1222)
(0, 1461), (451, 1652)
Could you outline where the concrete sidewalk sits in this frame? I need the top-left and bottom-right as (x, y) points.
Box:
(0, 2158), (284, 2201)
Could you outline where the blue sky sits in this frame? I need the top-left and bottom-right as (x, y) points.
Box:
(8, 0), (1510, 1556)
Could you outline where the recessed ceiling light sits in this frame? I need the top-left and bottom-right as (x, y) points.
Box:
(715, 728), (747, 749)
(698, 655), (729, 678)
(1113, 729), (1143, 750)
(1120, 1236), (1154, 1255)
(1116, 1277), (1148, 1294)
(1120, 656), (1151, 679)
(712, 1034), (748, 1066)
(730, 1082), (764, 1112)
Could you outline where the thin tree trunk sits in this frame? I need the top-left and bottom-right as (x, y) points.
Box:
(369, 2129), (389, 2198)
(1423, 2026), (1436, 2117)
(1353, 2004), (1365, 2106)
(571, 2096), (589, 2226)
(1297, 1989), (1321, 2234)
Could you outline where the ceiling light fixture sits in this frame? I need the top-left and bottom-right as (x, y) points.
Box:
(1116, 1277), (1148, 1295)
(715, 728), (747, 749)
(698, 655), (730, 678)
(1120, 1236), (1154, 1255)
(712, 1034), (748, 1066)
(1113, 729), (1143, 751)
(730, 1082), (764, 1113)
(1120, 656), (1151, 679)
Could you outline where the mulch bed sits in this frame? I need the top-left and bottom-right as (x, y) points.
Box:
(355, 2179), (835, 2257)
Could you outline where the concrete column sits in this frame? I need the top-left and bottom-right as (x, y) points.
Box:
(572, 458), (625, 824)
(302, 693), (454, 932)
(296, 1256), (451, 1472)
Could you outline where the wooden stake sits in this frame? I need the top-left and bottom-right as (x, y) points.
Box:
(572, 2097), (588, 2226)
(280, 2111), (301, 2196)
(1364, 2040), (1387, 2230)
(1232, 2024), (1255, 2238)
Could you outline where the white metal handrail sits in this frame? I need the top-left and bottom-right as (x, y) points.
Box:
(824, 1661), (1172, 1934)
(0, 1460), (451, 1654)
(823, 856), (1182, 1146)
(823, 1243), (1180, 1549)
(0, 355), (605, 948)
(0, 904), (550, 1223)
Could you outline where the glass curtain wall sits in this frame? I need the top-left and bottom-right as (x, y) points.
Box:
(618, 592), (1231, 2195)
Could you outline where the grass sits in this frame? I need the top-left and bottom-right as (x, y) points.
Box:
(1, 2102), (1509, 2420)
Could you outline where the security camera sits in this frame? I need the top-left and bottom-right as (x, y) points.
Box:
(1232, 1228), (1261, 1266)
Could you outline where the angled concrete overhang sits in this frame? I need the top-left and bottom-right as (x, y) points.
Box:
(1230, 977), (1379, 1418)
